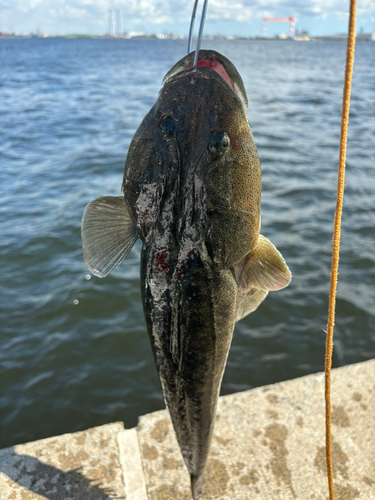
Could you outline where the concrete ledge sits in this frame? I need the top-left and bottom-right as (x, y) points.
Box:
(0, 422), (126, 499)
(1, 360), (374, 499)
(136, 359), (375, 499)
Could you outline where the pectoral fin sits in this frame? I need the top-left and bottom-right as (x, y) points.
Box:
(235, 289), (269, 322)
(235, 235), (291, 321)
(81, 196), (138, 278)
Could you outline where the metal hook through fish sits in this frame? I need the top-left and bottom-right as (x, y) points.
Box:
(187, 0), (209, 68)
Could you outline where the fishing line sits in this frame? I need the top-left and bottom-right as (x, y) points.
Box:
(187, 0), (210, 67)
(325, 0), (357, 498)
(187, 0), (199, 54)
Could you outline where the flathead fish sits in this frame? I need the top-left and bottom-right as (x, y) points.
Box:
(82, 49), (291, 499)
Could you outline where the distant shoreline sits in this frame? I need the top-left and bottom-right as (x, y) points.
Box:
(1, 34), (374, 42)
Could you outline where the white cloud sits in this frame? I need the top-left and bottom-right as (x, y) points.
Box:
(1, 0), (375, 34)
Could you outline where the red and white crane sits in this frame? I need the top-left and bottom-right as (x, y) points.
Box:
(261, 17), (296, 38)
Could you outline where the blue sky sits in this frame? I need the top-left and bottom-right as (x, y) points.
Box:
(1, 0), (375, 36)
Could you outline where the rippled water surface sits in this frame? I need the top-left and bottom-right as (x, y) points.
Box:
(0, 38), (374, 449)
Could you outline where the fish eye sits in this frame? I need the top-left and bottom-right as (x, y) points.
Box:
(159, 116), (176, 142)
(209, 132), (230, 156)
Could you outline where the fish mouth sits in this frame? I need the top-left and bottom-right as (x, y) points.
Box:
(163, 49), (248, 109)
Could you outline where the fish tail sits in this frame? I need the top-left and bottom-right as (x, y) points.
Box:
(191, 473), (203, 500)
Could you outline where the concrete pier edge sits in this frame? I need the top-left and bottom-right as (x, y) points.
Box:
(1, 359), (374, 499)
(119, 428), (148, 499)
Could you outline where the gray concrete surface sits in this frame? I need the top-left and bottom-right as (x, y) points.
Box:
(1, 359), (374, 499)
(0, 421), (126, 499)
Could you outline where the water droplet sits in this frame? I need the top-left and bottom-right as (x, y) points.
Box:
(85, 274), (91, 280)
(73, 299), (79, 305)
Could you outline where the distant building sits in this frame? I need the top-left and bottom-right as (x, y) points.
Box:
(356, 32), (375, 41)
(295, 29), (309, 37)
(116, 10), (123, 37)
(313, 32), (375, 41)
(108, 8), (114, 36)
(313, 34), (348, 41)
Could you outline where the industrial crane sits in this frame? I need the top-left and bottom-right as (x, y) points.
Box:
(261, 17), (296, 38)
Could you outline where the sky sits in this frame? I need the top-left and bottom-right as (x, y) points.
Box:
(1, 0), (375, 36)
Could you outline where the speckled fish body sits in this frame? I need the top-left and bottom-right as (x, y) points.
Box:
(124, 51), (261, 496)
(81, 50), (291, 499)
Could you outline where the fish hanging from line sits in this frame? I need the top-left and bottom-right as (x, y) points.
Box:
(81, 49), (291, 499)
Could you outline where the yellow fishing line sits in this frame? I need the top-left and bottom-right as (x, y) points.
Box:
(325, 0), (357, 498)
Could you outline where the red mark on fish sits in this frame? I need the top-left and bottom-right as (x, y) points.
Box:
(154, 247), (169, 274)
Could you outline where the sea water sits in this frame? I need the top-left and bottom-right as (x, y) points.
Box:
(0, 38), (374, 448)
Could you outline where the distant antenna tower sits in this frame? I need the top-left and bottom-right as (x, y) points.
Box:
(116, 9), (123, 36)
(108, 8), (114, 36)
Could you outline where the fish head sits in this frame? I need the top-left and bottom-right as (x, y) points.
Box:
(163, 49), (248, 109)
(123, 50), (261, 267)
